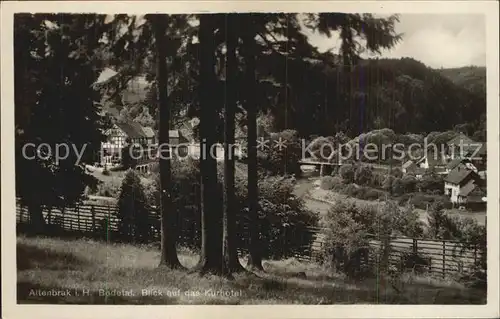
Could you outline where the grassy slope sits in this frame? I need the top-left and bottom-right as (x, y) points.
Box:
(17, 236), (485, 305)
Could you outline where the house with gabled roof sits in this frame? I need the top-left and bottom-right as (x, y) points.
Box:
(457, 179), (487, 209)
(446, 133), (481, 159)
(444, 166), (482, 205)
(464, 142), (487, 171)
(444, 157), (478, 174)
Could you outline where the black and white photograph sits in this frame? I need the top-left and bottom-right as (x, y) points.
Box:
(1, 1), (499, 318)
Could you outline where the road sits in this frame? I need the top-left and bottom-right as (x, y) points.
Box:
(294, 177), (486, 226)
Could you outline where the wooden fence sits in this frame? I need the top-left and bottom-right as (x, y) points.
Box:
(16, 201), (482, 278)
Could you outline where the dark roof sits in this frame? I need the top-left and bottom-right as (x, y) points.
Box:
(446, 158), (465, 170)
(116, 122), (144, 139)
(444, 167), (478, 185)
(459, 180), (476, 196)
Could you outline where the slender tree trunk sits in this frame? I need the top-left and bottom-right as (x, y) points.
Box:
(195, 14), (224, 275)
(223, 14), (245, 274)
(153, 14), (181, 268)
(243, 23), (264, 270)
(28, 200), (45, 235)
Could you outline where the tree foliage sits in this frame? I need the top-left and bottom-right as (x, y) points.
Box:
(14, 14), (111, 231)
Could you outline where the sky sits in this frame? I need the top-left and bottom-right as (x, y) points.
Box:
(304, 14), (486, 69)
(95, 13), (487, 85)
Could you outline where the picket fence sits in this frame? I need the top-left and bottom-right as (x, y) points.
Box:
(16, 201), (482, 278)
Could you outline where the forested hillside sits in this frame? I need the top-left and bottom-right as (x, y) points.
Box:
(438, 66), (486, 95)
(109, 58), (486, 139)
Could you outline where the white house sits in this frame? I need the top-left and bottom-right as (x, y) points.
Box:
(444, 166), (481, 205)
(100, 121), (158, 166)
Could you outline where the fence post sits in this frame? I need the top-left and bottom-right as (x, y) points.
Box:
(19, 203), (24, 224)
(91, 205), (96, 232)
(474, 244), (478, 265)
(442, 241), (446, 278)
(61, 206), (66, 230)
(48, 206), (52, 225)
(412, 238), (418, 254)
(77, 204), (81, 231)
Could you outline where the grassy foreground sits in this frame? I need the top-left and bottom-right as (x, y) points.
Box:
(17, 235), (485, 304)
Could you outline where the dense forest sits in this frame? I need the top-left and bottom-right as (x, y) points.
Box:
(110, 58), (486, 140)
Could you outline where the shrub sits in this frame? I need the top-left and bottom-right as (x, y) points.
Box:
(370, 172), (386, 188)
(382, 175), (396, 191)
(102, 169), (110, 176)
(96, 182), (120, 198)
(320, 200), (424, 277)
(401, 175), (417, 193)
(339, 165), (355, 183)
(354, 166), (373, 186)
(320, 176), (342, 190)
(390, 167), (403, 178)
(307, 136), (336, 161)
(391, 177), (404, 196)
(407, 193), (449, 210)
(363, 188), (386, 201)
(116, 169), (152, 243)
(259, 129), (302, 176)
(417, 173), (444, 194)
(146, 158), (319, 256)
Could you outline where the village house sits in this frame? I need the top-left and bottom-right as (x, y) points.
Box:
(444, 157), (478, 175)
(444, 166), (483, 207)
(445, 133), (480, 160)
(99, 120), (189, 167)
(100, 122), (157, 166)
(456, 179), (487, 210)
(464, 142), (487, 171)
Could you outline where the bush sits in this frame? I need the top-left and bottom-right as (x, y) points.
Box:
(354, 166), (373, 186)
(339, 165), (355, 183)
(258, 129), (302, 176)
(117, 169), (152, 243)
(370, 172), (386, 188)
(146, 158), (319, 256)
(320, 200), (424, 277)
(382, 175), (396, 191)
(320, 176), (342, 190)
(390, 167), (404, 178)
(403, 193), (449, 210)
(102, 169), (110, 176)
(391, 177), (404, 196)
(417, 173), (444, 194)
(363, 188), (386, 201)
(401, 175), (417, 193)
(95, 182), (120, 198)
(238, 175), (320, 259)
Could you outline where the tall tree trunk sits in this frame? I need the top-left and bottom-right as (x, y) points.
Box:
(153, 14), (181, 268)
(195, 14), (224, 275)
(222, 14), (245, 274)
(28, 198), (45, 235)
(243, 21), (264, 271)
